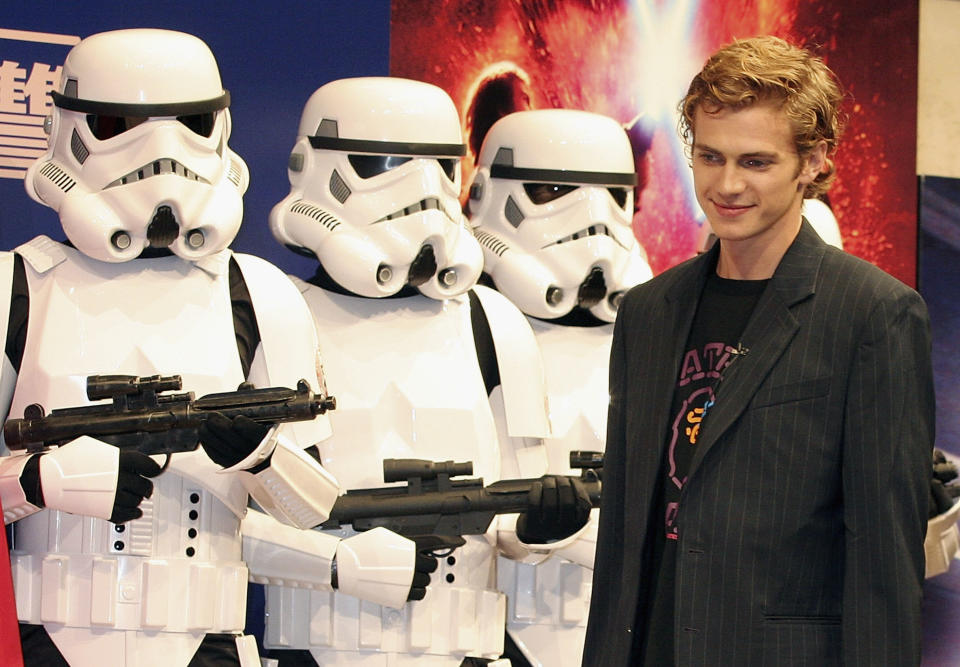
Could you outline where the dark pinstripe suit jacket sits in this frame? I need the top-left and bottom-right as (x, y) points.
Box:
(583, 221), (934, 666)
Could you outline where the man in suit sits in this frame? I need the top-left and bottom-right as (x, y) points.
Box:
(583, 36), (934, 666)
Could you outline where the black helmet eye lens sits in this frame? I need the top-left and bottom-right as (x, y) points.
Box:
(177, 112), (216, 137)
(348, 154), (411, 179)
(608, 187), (629, 209)
(523, 183), (578, 205)
(438, 158), (457, 181)
(86, 112), (215, 140)
(86, 114), (148, 140)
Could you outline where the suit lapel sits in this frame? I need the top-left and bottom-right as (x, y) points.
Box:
(686, 221), (827, 481)
(623, 250), (714, 515)
(652, 250), (716, 449)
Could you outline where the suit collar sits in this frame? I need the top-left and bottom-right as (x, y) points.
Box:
(766, 218), (827, 305)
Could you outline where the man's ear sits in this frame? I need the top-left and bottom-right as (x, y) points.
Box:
(800, 140), (828, 185)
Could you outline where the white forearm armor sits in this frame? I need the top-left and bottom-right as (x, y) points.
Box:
(0, 453), (40, 524)
(240, 430), (340, 529)
(243, 510), (416, 610)
(39, 436), (122, 521)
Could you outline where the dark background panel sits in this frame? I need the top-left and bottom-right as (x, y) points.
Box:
(0, 0), (391, 279)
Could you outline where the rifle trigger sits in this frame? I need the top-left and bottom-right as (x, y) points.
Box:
(413, 534), (465, 557)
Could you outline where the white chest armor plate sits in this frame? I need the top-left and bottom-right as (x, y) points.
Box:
(499, 319), (612, 667)
(264, 281), (505, 665)
(8, 241), (250, 664)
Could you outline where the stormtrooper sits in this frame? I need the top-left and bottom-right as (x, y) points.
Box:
(0, 29), (425, 667)
(467, 109), (653, 667)
(264, 76), (592, 666)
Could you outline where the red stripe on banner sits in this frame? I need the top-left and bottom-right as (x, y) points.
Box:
(0, 499), (23, 667)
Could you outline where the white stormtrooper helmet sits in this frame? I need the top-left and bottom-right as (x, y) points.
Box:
(468, 109), (652, 322)
(801, 197), (843, 249)
(25, 28), (249, 262)
(270, 77), (483, 299)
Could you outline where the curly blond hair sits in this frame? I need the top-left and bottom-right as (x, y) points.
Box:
(678, 36), (846, 198)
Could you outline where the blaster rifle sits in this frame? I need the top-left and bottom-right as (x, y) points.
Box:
(320, 451), (603, 553)
(3, 374), (336, 461)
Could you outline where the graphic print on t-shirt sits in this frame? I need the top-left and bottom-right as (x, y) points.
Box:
(663, 341), (738, 540)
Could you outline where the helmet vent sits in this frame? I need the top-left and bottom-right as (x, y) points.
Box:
(504, 196), (524, 228)
(38, 161), (76, 193)
(290, 199), (342, 231)
(473, 229), (509, 257)
(227, 161), (243, 187)
(70, 129), (89, 164)
(329, 169), (351, 203)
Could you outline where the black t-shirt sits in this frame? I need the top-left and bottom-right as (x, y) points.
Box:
(635, 272), (768, 665)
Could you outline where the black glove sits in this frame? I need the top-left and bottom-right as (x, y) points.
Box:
(516, 474), (592, 543)
(21, 449), (162, 524)
(111, 451), (164, 522)
(408, 552), (439, 602)
(406, 535), (451, 601)
(198, 412), (271, 471)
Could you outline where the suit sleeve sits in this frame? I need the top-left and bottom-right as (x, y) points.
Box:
(583, 301), (631, 666)
(841, 287), (934, 665)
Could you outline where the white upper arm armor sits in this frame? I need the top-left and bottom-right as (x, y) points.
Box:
(233, 252), (333, 445)
(0, 251), (34, 523)
(0, 250), (16, 438)
(471, 285), (551, 439)
(230, 253), (339, 526)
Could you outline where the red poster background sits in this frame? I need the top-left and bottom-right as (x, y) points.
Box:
(390, 0), (919, 285)
(1, 501), (24, 667)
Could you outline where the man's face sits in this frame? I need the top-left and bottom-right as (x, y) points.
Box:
(691, 102), (822, 250)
